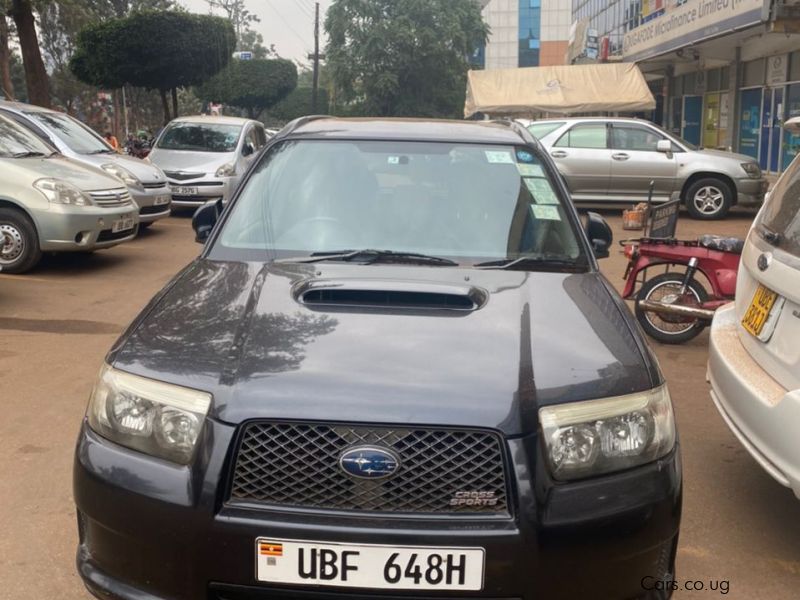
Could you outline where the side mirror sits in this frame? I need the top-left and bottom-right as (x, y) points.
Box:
(585, 211), (613, 259)
(656, 140), (672, 153)
(242, 142), (255, 157)
(192, 199), (222, 244)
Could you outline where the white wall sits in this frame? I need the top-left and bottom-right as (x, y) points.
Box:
(540, 0), (571, 42)
(483, 0), (519, 70)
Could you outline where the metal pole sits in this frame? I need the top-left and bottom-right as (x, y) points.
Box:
(312, 2), (320, 113)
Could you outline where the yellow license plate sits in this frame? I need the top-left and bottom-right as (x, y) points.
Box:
(742, 284), (779, 337)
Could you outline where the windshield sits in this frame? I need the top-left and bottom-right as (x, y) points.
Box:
(758, 154), (800, 258)
(24, 111), (111, 154)
(0, 115), (55, 158)
(528, 122), (565, 140)
(156, 122), (242, 153)
(213, 140), (586, 265)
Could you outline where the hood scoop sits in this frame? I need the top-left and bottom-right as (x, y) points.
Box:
(294, 279), (487, 312)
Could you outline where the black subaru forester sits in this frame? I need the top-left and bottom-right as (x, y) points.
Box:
(74, 118), (681, 600)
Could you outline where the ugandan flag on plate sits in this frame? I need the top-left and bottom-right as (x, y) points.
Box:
(259, 541), (283, 557)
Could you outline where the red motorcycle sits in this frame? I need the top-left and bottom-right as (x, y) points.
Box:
(621, 198), (743, 344)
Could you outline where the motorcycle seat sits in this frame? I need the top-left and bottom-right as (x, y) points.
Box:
(698, 235), (745, 254)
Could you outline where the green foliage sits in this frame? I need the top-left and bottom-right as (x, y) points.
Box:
(325, 0), (488, 118)
(70, 10), (236, 92)
(266, 86), (329, 123)
(197, 58), (298, 119)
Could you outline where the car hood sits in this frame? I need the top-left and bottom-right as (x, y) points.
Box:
(4, 155), (123, 191)
(148, 148), (235, 175)
(110, 260), (658, 436)
(692, 147), (756, 164)
(76, 152), (167, 184)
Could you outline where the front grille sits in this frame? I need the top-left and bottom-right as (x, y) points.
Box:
(210, 583), (521, 600)
(90, 189), (133, 207)
(229, 422), (509, 515)
(171, 195), (221, 203)
(97, 226), (137, 242)
(164, 170), (204, 181)
(142, 181), (167, 189)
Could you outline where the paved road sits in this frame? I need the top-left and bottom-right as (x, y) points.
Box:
(0, 210), (798, 599)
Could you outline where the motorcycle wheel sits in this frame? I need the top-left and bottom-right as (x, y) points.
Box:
(635, 273), (709, 345)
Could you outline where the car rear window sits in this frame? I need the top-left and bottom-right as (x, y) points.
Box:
(212, 139), (586, 265)
(527, 122), (564, 140)
(758, 156), (800, 258)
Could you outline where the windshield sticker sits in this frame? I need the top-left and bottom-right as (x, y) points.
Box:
(531, 205), (561, 221)
(485, 150), (514, 164)
(516, 150), (534, 163)
(388, 156), (401, 165)
(518, 164), (544, 177)
(525, 178), (559, 205)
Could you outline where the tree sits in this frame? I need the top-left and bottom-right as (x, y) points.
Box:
(8, 0), (49, 107)
(267, 87), (329, 124)
(197, 58), (297, 119)
(70, 10), (236, 123)
(0, 9), (13, 99)
(325, 0), (488, 118)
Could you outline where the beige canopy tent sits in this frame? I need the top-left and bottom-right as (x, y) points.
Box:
(464, 63), (656, 118)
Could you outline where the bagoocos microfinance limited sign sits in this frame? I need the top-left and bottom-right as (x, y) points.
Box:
(623, 0), (766, 62)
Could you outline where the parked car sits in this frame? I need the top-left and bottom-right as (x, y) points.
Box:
(0, 101), (171, 229)
(0, 114), (139, 273)
(707, 118), (800, 498)
(528, 117), (768, 220)
(74, 117), (681, 600)
(148, 115), (268, 208)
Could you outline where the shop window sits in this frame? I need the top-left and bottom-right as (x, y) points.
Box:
(790, 51), (800, 83)
(683, 72), (697, 94)
(720, 67), (730, 90)
(707, 69), (720, 92)
(743, 59), (766, 88)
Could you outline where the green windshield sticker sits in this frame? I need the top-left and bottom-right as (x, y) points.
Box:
(524, 178), (559, 205)
(518, 164), (544, 177)
(531, 205), (561, 221)
(485, 150), (514, 164)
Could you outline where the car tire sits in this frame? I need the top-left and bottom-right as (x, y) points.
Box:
(683, 177), (732, 220)
(0, 207), (42, 274)
(635, 273), (709, 344)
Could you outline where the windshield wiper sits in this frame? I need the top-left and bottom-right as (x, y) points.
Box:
(277, 249), (459, 267)
(88, 148), (115, 154)
(474, 255), (586, 271)
(12, 151), (47, 158)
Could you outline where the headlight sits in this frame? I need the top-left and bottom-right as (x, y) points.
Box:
(33, 178), (91, 206)
(215, 163), (236, 177)
(101, 163), (142, 188)
(540, 385), (675, 480)
(87, 364), (212, 464)
(741, 162), (761, 179)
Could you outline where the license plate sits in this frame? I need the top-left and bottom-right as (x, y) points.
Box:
(742, 284), (780, 338)
(171, 186), (197, 196)
(111, 217), (135, 233)
(255, 538), (484, 591)
(154, 194), (170, 205)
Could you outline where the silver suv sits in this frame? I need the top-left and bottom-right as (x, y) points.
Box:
(0, 101), (171, 228)
(528, 118), (768, 220)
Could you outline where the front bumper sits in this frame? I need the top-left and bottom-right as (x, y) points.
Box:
(37, 204), (139, 252)
(168, 177), (237, 208)
(735, 177), (769, 206)
(708, 303), (800, 496)
(131, 186), (172, 223)
(75, 421), (681, 600)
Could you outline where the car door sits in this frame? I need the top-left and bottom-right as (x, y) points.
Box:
(548, 122), (611, 201)
(609, 123), (678, 203)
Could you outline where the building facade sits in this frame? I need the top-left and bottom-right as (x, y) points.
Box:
(479, 0), (571, 69)
(569, 0), (800, 174)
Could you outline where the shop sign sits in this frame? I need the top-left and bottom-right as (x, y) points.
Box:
(623, 0), (767, 62)
(767, 54), (788, 86)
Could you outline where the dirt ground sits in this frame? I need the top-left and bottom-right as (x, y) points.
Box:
(1, 209), (799, 599)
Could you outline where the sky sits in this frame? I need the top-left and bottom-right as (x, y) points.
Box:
(181, 0), (334, 66)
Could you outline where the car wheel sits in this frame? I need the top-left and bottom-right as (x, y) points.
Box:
(635, 273), (708, 344)
(683, 178), (732, 220)
(0, 208), (42, 274)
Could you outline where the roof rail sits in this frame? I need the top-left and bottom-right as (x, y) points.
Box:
(490, 118), (540, 147)
(276, 114), (333, 138)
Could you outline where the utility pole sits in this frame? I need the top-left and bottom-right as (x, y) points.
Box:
(307, 2), (326, 113)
